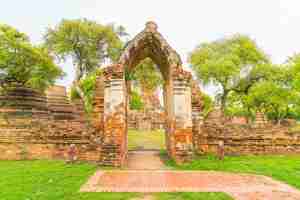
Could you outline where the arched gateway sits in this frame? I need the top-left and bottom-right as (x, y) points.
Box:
(100, 22), (197, 166)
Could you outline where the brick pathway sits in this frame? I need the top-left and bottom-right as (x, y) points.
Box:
(126, 150), (167, 170)
(80, 151), (300, 199)
(80, 170), (300, 200)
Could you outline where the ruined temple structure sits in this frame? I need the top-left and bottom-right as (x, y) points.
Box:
(193, 109), (300, 156)
(127, 110), (165, 130)
(97, 21), (194, 166)
(254, 111), (268, 127)
(0, 85), (100, 161)
(0, 86), (54, 159)
(1, 21), (300, 166)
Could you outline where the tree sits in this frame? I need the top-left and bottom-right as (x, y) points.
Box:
(0, 24), (63, 91)
(70, 69), (102, 114)
(190, 34), (269, 112)
(132, 58), (163, 112)
(245, 81), (297, 123)
(44, 19), (123, 101)
(132, 58), (164, 91)
(286, 53), (300, 91)
(225, 63), (293, 119)
(129, 89), (144, 111)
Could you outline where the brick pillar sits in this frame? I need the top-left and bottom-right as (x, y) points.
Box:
(168, 67), (194, 163)
(100, 64), (127, 167)
(92, 76), (105, 135)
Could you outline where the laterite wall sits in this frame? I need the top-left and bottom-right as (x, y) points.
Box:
(0, 86), (101, 162)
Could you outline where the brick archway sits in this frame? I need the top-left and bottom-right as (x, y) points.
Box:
(100, 22), (194, 166)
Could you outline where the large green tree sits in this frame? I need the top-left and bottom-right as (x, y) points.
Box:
(227, 61), (300, 123)
(0, 24), (63, 91)
(132, 58), (163, 91)
(190, 34), (269, 112)
(44, 19), (123, 101)
(287, 53), (300, 91)
(126, 58), (163, 112)
(133, 58), (163, 111)
(245, 80), (299, 123)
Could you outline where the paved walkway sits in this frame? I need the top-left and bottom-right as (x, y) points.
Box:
(80, 151), (300, 200)
(80, 170), (300, 200)
(126, 150), (167, 170)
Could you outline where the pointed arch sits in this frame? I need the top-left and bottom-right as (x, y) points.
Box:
(119, 21), (182, 79)
(100, 22), (194, 166)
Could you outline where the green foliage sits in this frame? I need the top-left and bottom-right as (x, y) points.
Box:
(0, 24), (64, 90)
(0, 160), (139, 200)
(246, 81), (290, 121)
(71, 68), (102, 113)
(287, 53), (300, 90)
(129, 89), (144, 111)
(0, 160), (231, 200)
(44, 19), (123, 82)
(154, 193), (232, 200)
(226, 92), (253, 119)
(201, 93), (214, 118)
(225, 61), (300, 122)
(190, 34), (269, 112)
(132, 58), (164, 91)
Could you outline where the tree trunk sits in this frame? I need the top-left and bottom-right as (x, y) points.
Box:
(73, 63), (85, 103)
(220, 91), (228, 114)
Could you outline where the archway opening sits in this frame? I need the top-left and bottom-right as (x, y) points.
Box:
(126, 57), (167, 153)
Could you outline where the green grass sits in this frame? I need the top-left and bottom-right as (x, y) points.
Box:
(152, 193), (232, 200)
(0, 160), (232, 200)
(127, 129), (166, 150)
(164, 154), (300, 190)
(1, 154), (298, 200)
(0, 160), (139, 200)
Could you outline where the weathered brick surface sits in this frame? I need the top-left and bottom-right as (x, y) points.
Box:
(127, 110), (165, 130)
(81, 170), (300, 200)
(194, 112), (300, 155)
(91, 76), (105, 135)
(0, 86), (101, 162)
(100, 65), (127, 167)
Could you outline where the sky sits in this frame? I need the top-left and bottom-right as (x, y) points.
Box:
(1, 0), (300, 95)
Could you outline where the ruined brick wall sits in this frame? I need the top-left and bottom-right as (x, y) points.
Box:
(100, 64), (127, 167)
(0, 86), (101, 162)
(194, 117), (300, 155)
(127, 110), (165, 130)
(91, 76), (105, 136)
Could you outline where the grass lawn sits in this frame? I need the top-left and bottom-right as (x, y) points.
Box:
(164, 154), (300, 190)
(127, 129), (166, 150)
(0, 160), (232, 200)
(0, 160), (139, 200)
(152, 193), (232, 200)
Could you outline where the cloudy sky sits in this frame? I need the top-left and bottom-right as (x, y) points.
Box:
(1, 0), (300, 94)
